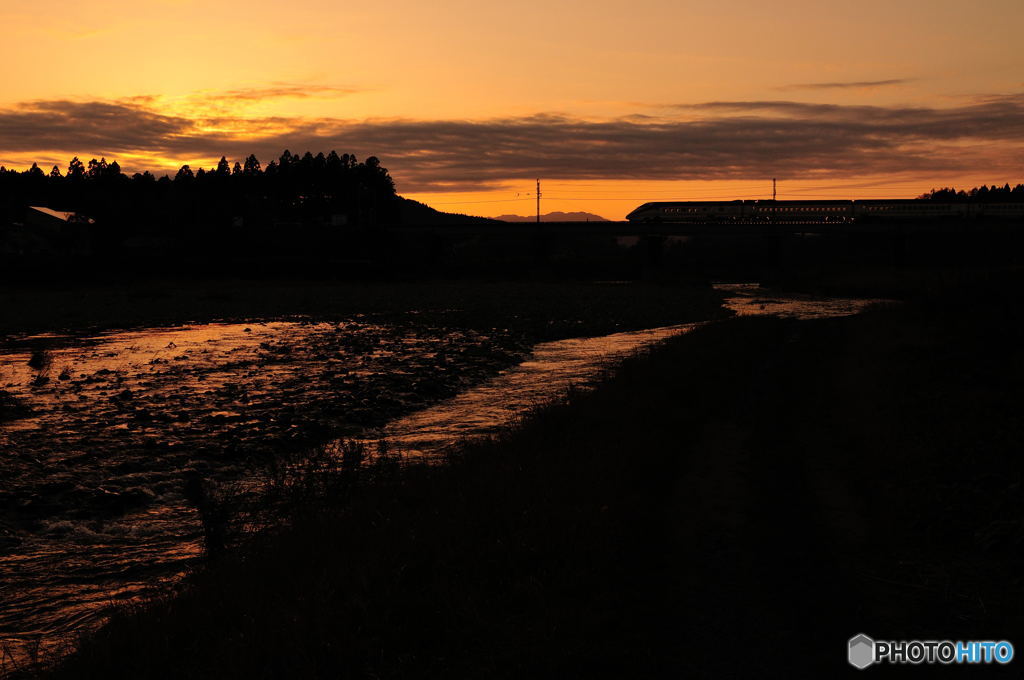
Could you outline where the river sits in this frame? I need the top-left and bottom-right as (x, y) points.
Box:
(0, 284), (882, 668)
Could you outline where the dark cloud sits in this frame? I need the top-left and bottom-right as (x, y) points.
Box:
(1, 95), (1023, 192)
(0, 100), (194, 155)
(777, 79), (913, 91)
(673, 97), (1024, 142)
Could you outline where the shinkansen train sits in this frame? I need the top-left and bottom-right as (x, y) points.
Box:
(625, 199), (1024, 223)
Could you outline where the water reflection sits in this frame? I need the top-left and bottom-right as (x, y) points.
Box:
(361, 284), (883, 458)
(0, 319), (521, 666)
(715, 283), (884, 319)
(360, 325), (696, 457)
(0, 284), (883, 667)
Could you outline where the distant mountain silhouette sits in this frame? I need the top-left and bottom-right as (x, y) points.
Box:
(494, 211), (609, 222)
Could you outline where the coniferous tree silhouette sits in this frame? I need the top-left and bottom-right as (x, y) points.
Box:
(67, 157), (85, 181)
(920, 184), (1024, 202)
(243, 155), (261, 175)
(1, 150), (402, 240)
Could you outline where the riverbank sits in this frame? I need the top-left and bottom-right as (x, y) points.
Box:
(1, 280), (730, 668)
(36, 274), (1024, 678)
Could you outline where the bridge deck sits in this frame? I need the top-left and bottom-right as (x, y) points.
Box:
(390, 219), (1012, 237)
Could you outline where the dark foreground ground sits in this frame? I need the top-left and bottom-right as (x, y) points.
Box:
(20, 271), (1024, 678)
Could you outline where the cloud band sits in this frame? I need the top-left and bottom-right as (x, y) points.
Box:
(1, 94), (1022, 192)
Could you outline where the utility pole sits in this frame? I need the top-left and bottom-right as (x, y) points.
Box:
(772, 177), (777, 201)
(536, 179), (541, 223)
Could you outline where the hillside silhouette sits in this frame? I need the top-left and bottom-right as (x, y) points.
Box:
(0, 153), (514, 231)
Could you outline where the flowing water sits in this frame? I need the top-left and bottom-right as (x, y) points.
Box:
(0, 284), (882, 668)
(361, 284), (882, 455)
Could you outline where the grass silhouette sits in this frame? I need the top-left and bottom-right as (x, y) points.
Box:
(30, 273), (1024, 678)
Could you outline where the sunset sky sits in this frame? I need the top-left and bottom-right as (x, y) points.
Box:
(1, 0), (1022, 219)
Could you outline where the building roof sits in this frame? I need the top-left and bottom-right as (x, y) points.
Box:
(27, 206), (94, 224)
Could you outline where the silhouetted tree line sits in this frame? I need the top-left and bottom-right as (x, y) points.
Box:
(919, 183), (1024, 202)
(0, 151), (398, 236)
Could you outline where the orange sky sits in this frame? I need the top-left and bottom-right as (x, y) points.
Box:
(1, 0), (1022, 219)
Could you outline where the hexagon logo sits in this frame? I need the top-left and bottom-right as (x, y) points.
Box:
(848, 634), (875, 670)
